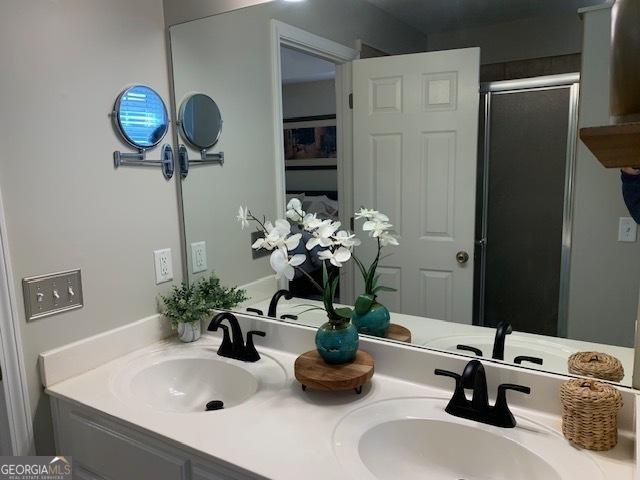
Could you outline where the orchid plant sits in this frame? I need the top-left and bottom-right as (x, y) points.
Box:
(237, 199), (360, 325)
(352, 208), (400, 314)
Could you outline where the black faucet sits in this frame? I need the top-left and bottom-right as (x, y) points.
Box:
(491, 321), (513, 360)
(207, 312), (265, 362)
(268, 289), (293, 318)
(435, 359), (531, 428)
(456, 321), (543, 365)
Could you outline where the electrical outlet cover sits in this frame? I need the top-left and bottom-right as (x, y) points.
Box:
(154, 248), (173, 284)
(191, 241), (208, 273)
(618, 217), (637, 242)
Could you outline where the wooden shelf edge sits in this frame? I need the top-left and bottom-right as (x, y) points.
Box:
(580, 122), (640, 168)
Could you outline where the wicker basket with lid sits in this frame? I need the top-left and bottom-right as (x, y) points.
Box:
(560, 378), (623, 451)
(567, 351), (624, 382)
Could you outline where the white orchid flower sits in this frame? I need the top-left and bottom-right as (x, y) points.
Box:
(379, 231), (399, 247)
(306, 221), (341, 250)
(302, 213), (323, 231)
(269, 219), (291, 237)
(354, 208), (377, 220)
(270, 249), (306, 280)
(286, 198), (306, 222)
(372, 211), (389, 222)
(252, 219), (301, 251)
(237, 206), (250, 229)
(332, 230), (361, 248)
(363, 219), (393, 237)
(318, 246), (352, 268)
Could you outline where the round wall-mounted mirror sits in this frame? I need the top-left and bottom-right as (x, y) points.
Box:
(179, 94), (223, 149)
(114, 85), (169, 150)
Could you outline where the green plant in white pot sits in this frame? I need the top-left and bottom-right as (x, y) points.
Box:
(161, 273), (248, 343)
(161, 282), (209, 343)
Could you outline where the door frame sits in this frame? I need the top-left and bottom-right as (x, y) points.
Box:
(0, 186), (34, 455)
(269, 20), (359, 301)
(477, 72), (580, 336)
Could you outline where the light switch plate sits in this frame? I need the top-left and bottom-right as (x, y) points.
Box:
(618, 217), (637, 242)
(154, 249), (173, 284)
(191, 241), (208, 273)
(23, 269), (83, 322)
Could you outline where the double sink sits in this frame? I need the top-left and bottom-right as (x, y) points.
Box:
(109, 340), (605, 480)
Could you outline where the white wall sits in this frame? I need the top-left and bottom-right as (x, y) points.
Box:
(428, 13), (583, 64)
(0, 381), (10, 455)
(171, 0), (429, 286)
(567, 6), (640, 346)
(282, 80), (336, 119)
(163, 0), (275, 26)
(0, 0), (180, 454)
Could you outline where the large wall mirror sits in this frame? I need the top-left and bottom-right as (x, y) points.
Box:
(170, 0), (639, 386)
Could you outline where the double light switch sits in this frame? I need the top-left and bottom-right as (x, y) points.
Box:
(23, 269), (83, 322)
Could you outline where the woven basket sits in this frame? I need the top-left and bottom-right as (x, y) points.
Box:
(560, 379), (622, 451)
(567, 351), (624, 382)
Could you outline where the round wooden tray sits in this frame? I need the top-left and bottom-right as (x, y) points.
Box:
(386, 323), (412, 343)
(294, 350), (374, 394)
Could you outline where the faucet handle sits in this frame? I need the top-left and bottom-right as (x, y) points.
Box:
(457, 344), (484, 357)
(492, 383), (531, 428)
(513, 355), (543, 366)
(247, 308), (264, 316)
(497, 383), (531, 396)
(434, 369), (461, 382)
(243, 330), (266, 362)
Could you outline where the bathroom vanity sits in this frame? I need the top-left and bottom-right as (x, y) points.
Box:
(41, 314), (637, 480)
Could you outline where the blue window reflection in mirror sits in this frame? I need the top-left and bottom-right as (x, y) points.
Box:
(115, 85), (169, 149)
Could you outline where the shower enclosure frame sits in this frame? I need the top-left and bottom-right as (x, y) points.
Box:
(476, 73), (580, 338)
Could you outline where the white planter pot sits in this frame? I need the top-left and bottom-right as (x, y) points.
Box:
(177, 321), (201, 343)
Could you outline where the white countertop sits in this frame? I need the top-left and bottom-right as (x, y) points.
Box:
(45, 332), (635, 480)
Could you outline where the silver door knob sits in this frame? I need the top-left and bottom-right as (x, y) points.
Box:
(456, 251), (469, 264)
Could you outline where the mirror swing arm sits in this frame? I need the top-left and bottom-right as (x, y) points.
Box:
(177, 144), (224, 178)
(113, 145), (174, 180)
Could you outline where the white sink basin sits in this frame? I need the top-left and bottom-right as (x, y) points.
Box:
(111, 342), (287, 413)
(424, 334), (575, 373)
(333, 397), (605, 480)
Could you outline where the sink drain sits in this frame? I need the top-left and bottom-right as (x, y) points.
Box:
(205, 400), (224, 411)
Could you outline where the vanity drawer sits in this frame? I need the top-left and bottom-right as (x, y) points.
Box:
(68, 411), (188, 480)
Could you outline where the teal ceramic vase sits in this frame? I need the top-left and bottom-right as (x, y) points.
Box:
(315, 321), (359, 364)
(352, 302), (391, 338)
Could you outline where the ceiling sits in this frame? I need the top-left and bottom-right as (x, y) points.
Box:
(364, 0), (608, 33)
(281, 46), (336, 84)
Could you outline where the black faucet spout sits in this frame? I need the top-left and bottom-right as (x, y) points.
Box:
(491, 321), (513, 360)
(208, 312), (245, 359)
(268, 289), (293, 318)
(461, 360), (489, 411)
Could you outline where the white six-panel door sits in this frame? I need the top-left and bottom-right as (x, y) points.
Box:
(353, 48), (480, 324)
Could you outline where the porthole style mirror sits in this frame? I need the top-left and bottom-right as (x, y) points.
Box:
(177, 94), (225, 178)
(179, 94), (223, 149)
(112, 85), (174, 179)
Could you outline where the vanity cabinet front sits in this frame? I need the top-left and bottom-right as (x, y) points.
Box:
(50, 398), (262, 480)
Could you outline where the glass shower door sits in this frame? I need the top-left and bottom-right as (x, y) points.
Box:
(476, 75), (579, 337)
